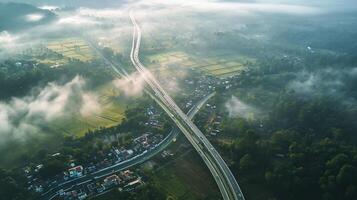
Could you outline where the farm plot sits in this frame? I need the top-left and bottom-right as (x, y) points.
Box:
(47, 38), (96, 62)
(144, 51), (255, 78)
(192, 55), (255, 78)
(209, 66), (246, 76)
(50, 82), (126, 137)
(146, 51), (190, 68)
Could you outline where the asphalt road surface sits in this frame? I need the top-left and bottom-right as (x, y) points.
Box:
(42, 92), (215, 200)
(129, 10), (245, 200)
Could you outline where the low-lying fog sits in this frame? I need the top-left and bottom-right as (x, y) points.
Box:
(0, 0), (356, 165)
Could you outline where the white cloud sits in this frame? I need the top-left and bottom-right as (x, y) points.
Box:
(0, 31), (18, 44)
(77, 7), (126, 18)
(288, 72), (317, 93)
(0, 0), (325, 60)
(57, 15), (98, 25)
(190, 2), (320, 15)
(80, 93), (101, 117)
(126, 0), (322, 17)
(225, 95), (257, 119)
(0, 31), (21, 59)
(0, 76), (101, 145)
(288, 70), (344, 95)
(39, 5), (59, 11)
(112, 72), (146, 97)
(25, 13), (45, 22)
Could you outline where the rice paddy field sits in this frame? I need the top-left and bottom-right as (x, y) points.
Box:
(144, 51), (255, 78)
(149, 149), (220, 200)
(51, 82), (127, 137)
(46, 37), (96, 63)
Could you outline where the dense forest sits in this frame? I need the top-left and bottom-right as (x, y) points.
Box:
(0, 1), (356, 199)
(213, 44), (357, 200)
(218, 91), (357, 200)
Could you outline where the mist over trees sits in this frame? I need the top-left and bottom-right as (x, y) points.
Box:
(0, 0), (356, 199)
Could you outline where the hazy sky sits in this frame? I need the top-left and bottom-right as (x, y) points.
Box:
(0, 0), (356, 9)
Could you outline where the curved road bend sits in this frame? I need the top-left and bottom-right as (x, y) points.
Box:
(129, 11), (245, 200)
(43, 92), (215, 200)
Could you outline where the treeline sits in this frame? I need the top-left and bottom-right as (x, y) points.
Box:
(218, 91), (357, 200)
(220, 128), (357, 200)
(0, 168), (38, 200)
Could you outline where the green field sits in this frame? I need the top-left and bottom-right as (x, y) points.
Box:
(38, 38), (95, 67)
(144, 51), (255, 78)
(149, 149), (221, 200)
(51, 82), (127, 137)
(92, 149), (220, 200)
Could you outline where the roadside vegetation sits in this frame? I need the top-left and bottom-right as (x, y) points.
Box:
(0, 1), (357, 200)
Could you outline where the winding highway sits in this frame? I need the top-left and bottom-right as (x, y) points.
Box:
(129, 11), (245, 200)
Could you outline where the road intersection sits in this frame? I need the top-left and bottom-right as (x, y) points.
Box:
(129, 10), (245, 200)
